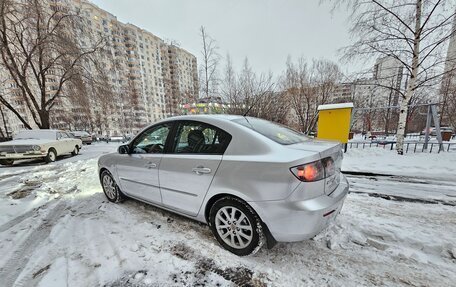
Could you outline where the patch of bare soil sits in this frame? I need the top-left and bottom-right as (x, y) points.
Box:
(8, 186), (36, 199)
(170, 243), (267, 287)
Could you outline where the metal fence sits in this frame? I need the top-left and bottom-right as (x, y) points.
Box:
(347, 141), (455, 153)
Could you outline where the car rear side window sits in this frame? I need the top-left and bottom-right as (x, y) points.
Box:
(58, 132), (69, 139)
(171, 121), (231, 155)
(233, 117), (309, 145)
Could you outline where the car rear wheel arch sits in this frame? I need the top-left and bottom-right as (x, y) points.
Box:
(205, 193), (240, 224)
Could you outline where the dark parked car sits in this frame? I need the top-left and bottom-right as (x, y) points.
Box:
(108, 135), (126, 142)
(69, 131), (92, 145)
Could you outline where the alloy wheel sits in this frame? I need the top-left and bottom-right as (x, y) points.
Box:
(215, 206), (253, 249)
(102, 174), (117, 200)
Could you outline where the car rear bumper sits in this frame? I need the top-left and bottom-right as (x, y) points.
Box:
(250, 174), (349, 242)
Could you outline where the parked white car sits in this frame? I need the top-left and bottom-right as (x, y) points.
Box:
(0, 130), (82, 166)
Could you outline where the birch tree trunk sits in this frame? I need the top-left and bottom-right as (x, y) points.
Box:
(396, 0), (422, 155)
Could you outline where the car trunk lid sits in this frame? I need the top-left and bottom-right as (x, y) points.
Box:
(288, 140), (343, 195)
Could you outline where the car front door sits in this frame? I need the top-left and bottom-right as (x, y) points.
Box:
(116, 123), (172, 204)
(159, 121), (232, 216)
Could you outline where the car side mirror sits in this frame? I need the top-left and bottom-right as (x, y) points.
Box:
(118, 145), (129, 154)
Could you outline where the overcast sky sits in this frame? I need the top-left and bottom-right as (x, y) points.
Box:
(91, 0), (356, 77)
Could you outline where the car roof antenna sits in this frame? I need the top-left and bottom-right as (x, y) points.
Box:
(243, 96), (261, 117)
(243, 105), (253, 117)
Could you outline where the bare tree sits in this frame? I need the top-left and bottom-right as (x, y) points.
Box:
(0, 0), (104, 129)
(0, 104), (8, 137)
(331, 0), (456, 154)
(282, 56), (313, 132)
(220, 53), (242, 113)
(282, 57), (342, 133)
(311, 59), (343, 130)
(220, 55), (288, 121)
(237, 58), (280, 119)
(199, 26), (220, 98)
(440, 69), (456, 128)
(445, 89), (456, 129)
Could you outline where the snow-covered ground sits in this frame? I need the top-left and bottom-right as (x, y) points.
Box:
(0, 143), (455, 286)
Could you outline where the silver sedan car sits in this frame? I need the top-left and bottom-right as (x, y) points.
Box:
(98, 115), (349, 256)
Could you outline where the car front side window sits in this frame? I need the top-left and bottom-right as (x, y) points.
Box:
(130, 124), (171, 154)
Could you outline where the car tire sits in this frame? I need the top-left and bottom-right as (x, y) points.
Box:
(0, 159), (14, 166)
(44, 148), (57, 163)
(209, 196), (264, 256)
(71, 146), (79, 156)
(100, 170), (125, 203)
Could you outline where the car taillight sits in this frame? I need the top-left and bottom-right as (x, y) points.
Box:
(290, 160), (324, 182)
(290, 157), (336, 182)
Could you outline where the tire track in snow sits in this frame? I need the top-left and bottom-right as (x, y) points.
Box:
(0, 201), (67, 287)
(350, 190), (456, 206)
(345, 173), (456, 205)
(0, 202), (53, 233)
(0, 170), (30, 182)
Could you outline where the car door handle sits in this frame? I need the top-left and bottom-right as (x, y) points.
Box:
(192, 166), (211, 175)
(145, 162), (157, 169)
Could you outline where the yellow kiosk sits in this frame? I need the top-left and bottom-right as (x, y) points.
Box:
(316, 103), (354, 144)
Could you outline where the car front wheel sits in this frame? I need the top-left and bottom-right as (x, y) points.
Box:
(100, 170), (125, 203)
(209, 196), (264, 256)
(44, 148), (57, 163)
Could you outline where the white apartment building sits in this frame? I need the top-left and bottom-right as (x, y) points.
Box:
(330, 56), (404, 132)
(372, 56), (404, 108)
(443, 16), (456, 76)
(0, 0), (198, 137)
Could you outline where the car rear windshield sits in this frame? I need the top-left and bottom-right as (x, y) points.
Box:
(232, 117), (309, 145)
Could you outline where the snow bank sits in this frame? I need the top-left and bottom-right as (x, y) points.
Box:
(343, 148), (456, 180)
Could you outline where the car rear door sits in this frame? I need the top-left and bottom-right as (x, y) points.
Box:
(56, 132), (71, 154)
(159, 121), (232, 216)
(62, 132), (77, 153)
(116, 123), (173, 204)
